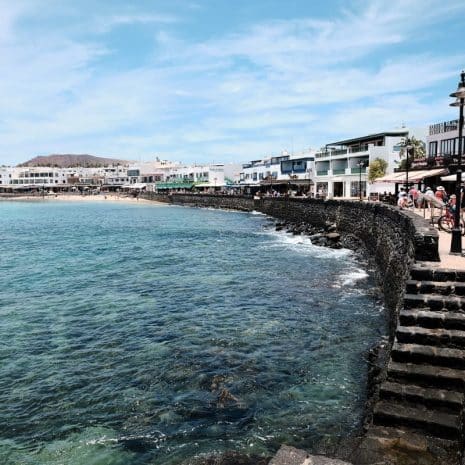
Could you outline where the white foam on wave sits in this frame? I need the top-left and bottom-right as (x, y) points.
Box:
(339, 268), (369, 286)
(85, 432), (166, 446)
(250, 210), (267, 216)
(258, 229), (352, 259)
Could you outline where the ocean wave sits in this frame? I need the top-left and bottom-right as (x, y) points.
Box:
(259, 229), (352, 259)
(339, 269), (369, 286)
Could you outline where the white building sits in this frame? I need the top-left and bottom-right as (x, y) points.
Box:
(239, 149), (315, 192)
(154, 163), (231, 191)
(0, 166), (108, 190)
(314, 130), (409, 198)
(426, 119), (465, 167)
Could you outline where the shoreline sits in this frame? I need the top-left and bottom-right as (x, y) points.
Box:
(0, 193), (164, 205)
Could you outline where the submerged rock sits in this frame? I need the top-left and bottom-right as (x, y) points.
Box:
(184, 451), (270, 465)
(269, 445), (353, 465)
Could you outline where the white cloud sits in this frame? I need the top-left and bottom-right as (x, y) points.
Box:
(94, 13), (179, 34)
(0, 0), (464, 165)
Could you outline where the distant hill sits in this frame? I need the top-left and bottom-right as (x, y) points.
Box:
(19, 154), (129, 168)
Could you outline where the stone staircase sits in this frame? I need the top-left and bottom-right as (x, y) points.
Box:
(372, 265), (465, 449)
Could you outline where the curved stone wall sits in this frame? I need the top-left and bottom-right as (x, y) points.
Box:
(143, 193), (439, 320)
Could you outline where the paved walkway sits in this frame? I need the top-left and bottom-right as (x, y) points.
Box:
(411, 207), (465, 270)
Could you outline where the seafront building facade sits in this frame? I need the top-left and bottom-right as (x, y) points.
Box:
(237, 131), (415, 198)
(425, 118), (465, 168)
(239, 149), (315, 194)
(156, 163), (240, 191)
(0, 161), (242, 193)
(313, 131), (408, 198)
(1, 128), (433, 198)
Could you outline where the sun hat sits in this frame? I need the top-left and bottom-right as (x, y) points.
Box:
(437, 186), (445, 191)
(451, 194), (457, 198)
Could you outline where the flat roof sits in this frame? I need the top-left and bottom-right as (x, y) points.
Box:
(327, 130), (408, 147)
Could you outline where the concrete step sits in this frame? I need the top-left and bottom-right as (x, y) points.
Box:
(410, 265), (465, 283)
(396, 326), (465, 348)
(373, 400), (462, 440)
(387, 361), (465, 390)
(400, 309), (465, 331)
(404, 293), (465, 312)
(405, 280), (465, 296)
(391, 342), (465, 368)
(379, 381), (463, 412)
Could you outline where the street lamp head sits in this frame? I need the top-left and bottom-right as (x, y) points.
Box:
(450, 98), (463, 107)
(450, 70), (465, 99)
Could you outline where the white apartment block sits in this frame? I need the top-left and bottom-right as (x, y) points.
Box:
(0, 166), (108, 188)
(239, 149), (315, 191)
(314, 130), (408, 198)
(426, 119), (465, 166)
(163, 163), (227, 188)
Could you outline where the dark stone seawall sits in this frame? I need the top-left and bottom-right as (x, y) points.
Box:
(143, 193), (439, 320)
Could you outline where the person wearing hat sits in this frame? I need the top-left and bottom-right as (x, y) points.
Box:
(435, 186), (448, 204)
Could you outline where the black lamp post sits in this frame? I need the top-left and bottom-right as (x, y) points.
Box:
(358, 160), (365, 201)
(450, 71), (465, 255)
(402, 137), (414, 193)
(405, 139), (410, 192)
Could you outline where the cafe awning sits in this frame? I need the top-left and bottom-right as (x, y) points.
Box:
(155, 182), (195, 189)
(374, 168), (448, 183)
(122, 183), (147, 189)
(440, 174), (460, 181)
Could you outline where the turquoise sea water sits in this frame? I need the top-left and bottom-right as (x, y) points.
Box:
(0, 201), (386, 465)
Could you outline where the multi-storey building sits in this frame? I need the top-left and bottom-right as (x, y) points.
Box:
(156, 163), (241, 191)
(426, 119), (465, 169)
(314, 130), (408, 198)
(239, 149), (315, 192)
(0, 166), (108, 190)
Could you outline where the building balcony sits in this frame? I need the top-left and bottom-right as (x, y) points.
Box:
(351, 167), (367, 174)
(349, 146), (369, 153)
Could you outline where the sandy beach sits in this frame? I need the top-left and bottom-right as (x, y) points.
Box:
(0, 192), (164, 205)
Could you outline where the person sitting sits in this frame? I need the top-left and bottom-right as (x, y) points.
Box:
(397, 191), (409, 209)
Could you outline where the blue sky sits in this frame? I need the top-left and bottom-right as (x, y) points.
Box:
(1, 0), (464, 165)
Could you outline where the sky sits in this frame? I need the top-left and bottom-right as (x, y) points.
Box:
(1, 0), (464, 166)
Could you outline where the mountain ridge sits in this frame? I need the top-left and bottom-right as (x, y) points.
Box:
(19, 154), (130, 168)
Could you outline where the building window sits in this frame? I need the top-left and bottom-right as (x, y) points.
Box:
(350, 181), (366, 197)
(281, 160), (293, 174)
(292, 160), (306, 172)
(428, 141), (438, 157)
(440, 138), (455, 156)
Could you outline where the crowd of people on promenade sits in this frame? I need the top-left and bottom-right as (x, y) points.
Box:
(396, 185), (463, 214)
